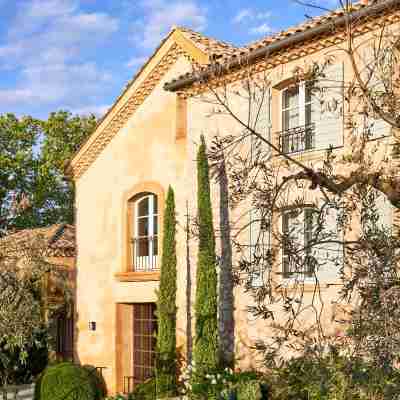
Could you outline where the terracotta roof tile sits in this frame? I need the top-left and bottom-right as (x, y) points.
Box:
(2, 224), (75, 257)
(238, 2), (366, 56)
(177, 26), (242, 58)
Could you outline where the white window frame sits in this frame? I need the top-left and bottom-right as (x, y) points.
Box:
(281, 207), (317, 281)
(281, 82), (316, 153)
(134, 194), (158, 271)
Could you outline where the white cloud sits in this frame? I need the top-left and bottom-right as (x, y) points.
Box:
(135, 0), (207, 50)
(250, 23), (274, 36)
(232, 8), (272, 24)
(125, 56), (148, 69)
(232, 7), (274, 36)
(0, 0), (119, 112)
(0, 63), (113, 108)
(233, 9), (253, 24)
(72, 104), (111, 117)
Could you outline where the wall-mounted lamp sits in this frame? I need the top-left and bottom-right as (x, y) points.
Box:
(89, 321), (96, 331)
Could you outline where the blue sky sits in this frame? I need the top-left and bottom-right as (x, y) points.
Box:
(0, 0), (338, 118)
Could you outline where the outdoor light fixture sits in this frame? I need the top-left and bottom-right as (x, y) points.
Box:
(89, 321), (96, 331)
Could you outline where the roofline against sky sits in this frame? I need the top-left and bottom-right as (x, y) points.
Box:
(164, 0), (400, 92)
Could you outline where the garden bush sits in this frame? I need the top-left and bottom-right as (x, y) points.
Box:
(35, 362), (103, 400)
(265, 351), (400, 400)
(0, 327), (48, 385)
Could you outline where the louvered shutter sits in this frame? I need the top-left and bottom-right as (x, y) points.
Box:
(362, 47), (391, 139)
(316, 206), (343, 282)
(314, 62), (344, 150)
(251, 86), (272, 159)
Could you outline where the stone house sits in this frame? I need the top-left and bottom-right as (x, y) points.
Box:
(2, 224), (76, 361)
(68, 1), (400, 394)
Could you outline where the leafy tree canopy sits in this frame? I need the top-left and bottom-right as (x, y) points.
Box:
(0, 111), (96, 235)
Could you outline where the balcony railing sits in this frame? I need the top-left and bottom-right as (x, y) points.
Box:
(278, 123), (315, 154)
(123, 376), (135, 394)
(131, 236), (158, 272)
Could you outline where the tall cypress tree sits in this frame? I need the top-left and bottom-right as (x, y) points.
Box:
(193, 135), (219, 375)
(156, 186), (177, 398)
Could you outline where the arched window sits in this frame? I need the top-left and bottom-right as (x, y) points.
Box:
(131, 193), (158, 271)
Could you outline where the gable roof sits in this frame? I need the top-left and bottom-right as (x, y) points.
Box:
(164, 0), (400, 92)
(68, 27), (239, 180)
(2, 224), (75, 258)
(177, 26), (242, 58)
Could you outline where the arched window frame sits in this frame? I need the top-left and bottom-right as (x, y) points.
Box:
(118, 182), (164, 281)
(132, 193), (159, 271)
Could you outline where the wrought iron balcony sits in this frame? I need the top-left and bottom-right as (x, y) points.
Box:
(131, 236), (158, 272)
(278, 123), (315, 154)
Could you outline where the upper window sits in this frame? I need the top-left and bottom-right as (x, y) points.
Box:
(131, 193), (158, 272)
(280, 82), (317, 154)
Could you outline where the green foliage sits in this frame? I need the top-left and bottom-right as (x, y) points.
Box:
(0, 111), (95, 235)
(193, 135), (219, 381)
(266, 352), (400, 400)
(36, 362), (103, 400)
(82, 365), (107, 398)
(235, 380), (264, 400)
(105, 378), (156, 400)
(156, 186), (178, 398)
(0, 327), (48, 385)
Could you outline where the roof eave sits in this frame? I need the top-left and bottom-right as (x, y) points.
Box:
(164, 0), (400, 92)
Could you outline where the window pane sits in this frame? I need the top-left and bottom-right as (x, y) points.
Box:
(153, 236), (158, 256)
(137, 238), (149, 257)
(138, 217), (149, 237)
(283, 108), (300, 131)
(153, 216), (158, 235)
(283, 85), (299, 109)
(305, 83), (313, 104)
(138, 197), (149, 217)
(153, 196), (158, 214)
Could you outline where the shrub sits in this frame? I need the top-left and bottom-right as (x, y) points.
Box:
(35, 362), (103, 400)
(0, 327), (48, 385)
(82, 365), (107, 398)
(265, 352), (400, 400)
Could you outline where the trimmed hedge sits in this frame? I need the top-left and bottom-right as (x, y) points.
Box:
(35, 362), (103, 400)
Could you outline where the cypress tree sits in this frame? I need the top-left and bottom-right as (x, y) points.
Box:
(193, 135), (219, 375)
(156, 186), (177, 398)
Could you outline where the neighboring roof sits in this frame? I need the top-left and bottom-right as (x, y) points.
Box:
(164, 0), (400, 91)
(69, 26), (238, 180)
(2, 224), (75, 258)
(177, 26), (241, 58)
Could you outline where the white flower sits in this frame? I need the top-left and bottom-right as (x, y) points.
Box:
(211, 379), (217, 385)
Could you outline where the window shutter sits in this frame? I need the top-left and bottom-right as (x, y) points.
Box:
(314, 62), (344, 150)
(252, 86), (271, 160)
(315, 206), (343, 282)
(377, 193), (393, 230)
(249, 208), (271, 287)
(362, 47), (392, 139)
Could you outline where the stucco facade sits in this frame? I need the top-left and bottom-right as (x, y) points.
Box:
(70, 4), (400, 394)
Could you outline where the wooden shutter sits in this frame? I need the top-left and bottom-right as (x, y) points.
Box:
(362, 47), (391, 139)
(314, 62), (344, 150)
(251, 86), (271, 160)
(315, 206), (343, 282)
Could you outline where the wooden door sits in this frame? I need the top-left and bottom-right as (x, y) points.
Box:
(132, 303), (157, 385)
